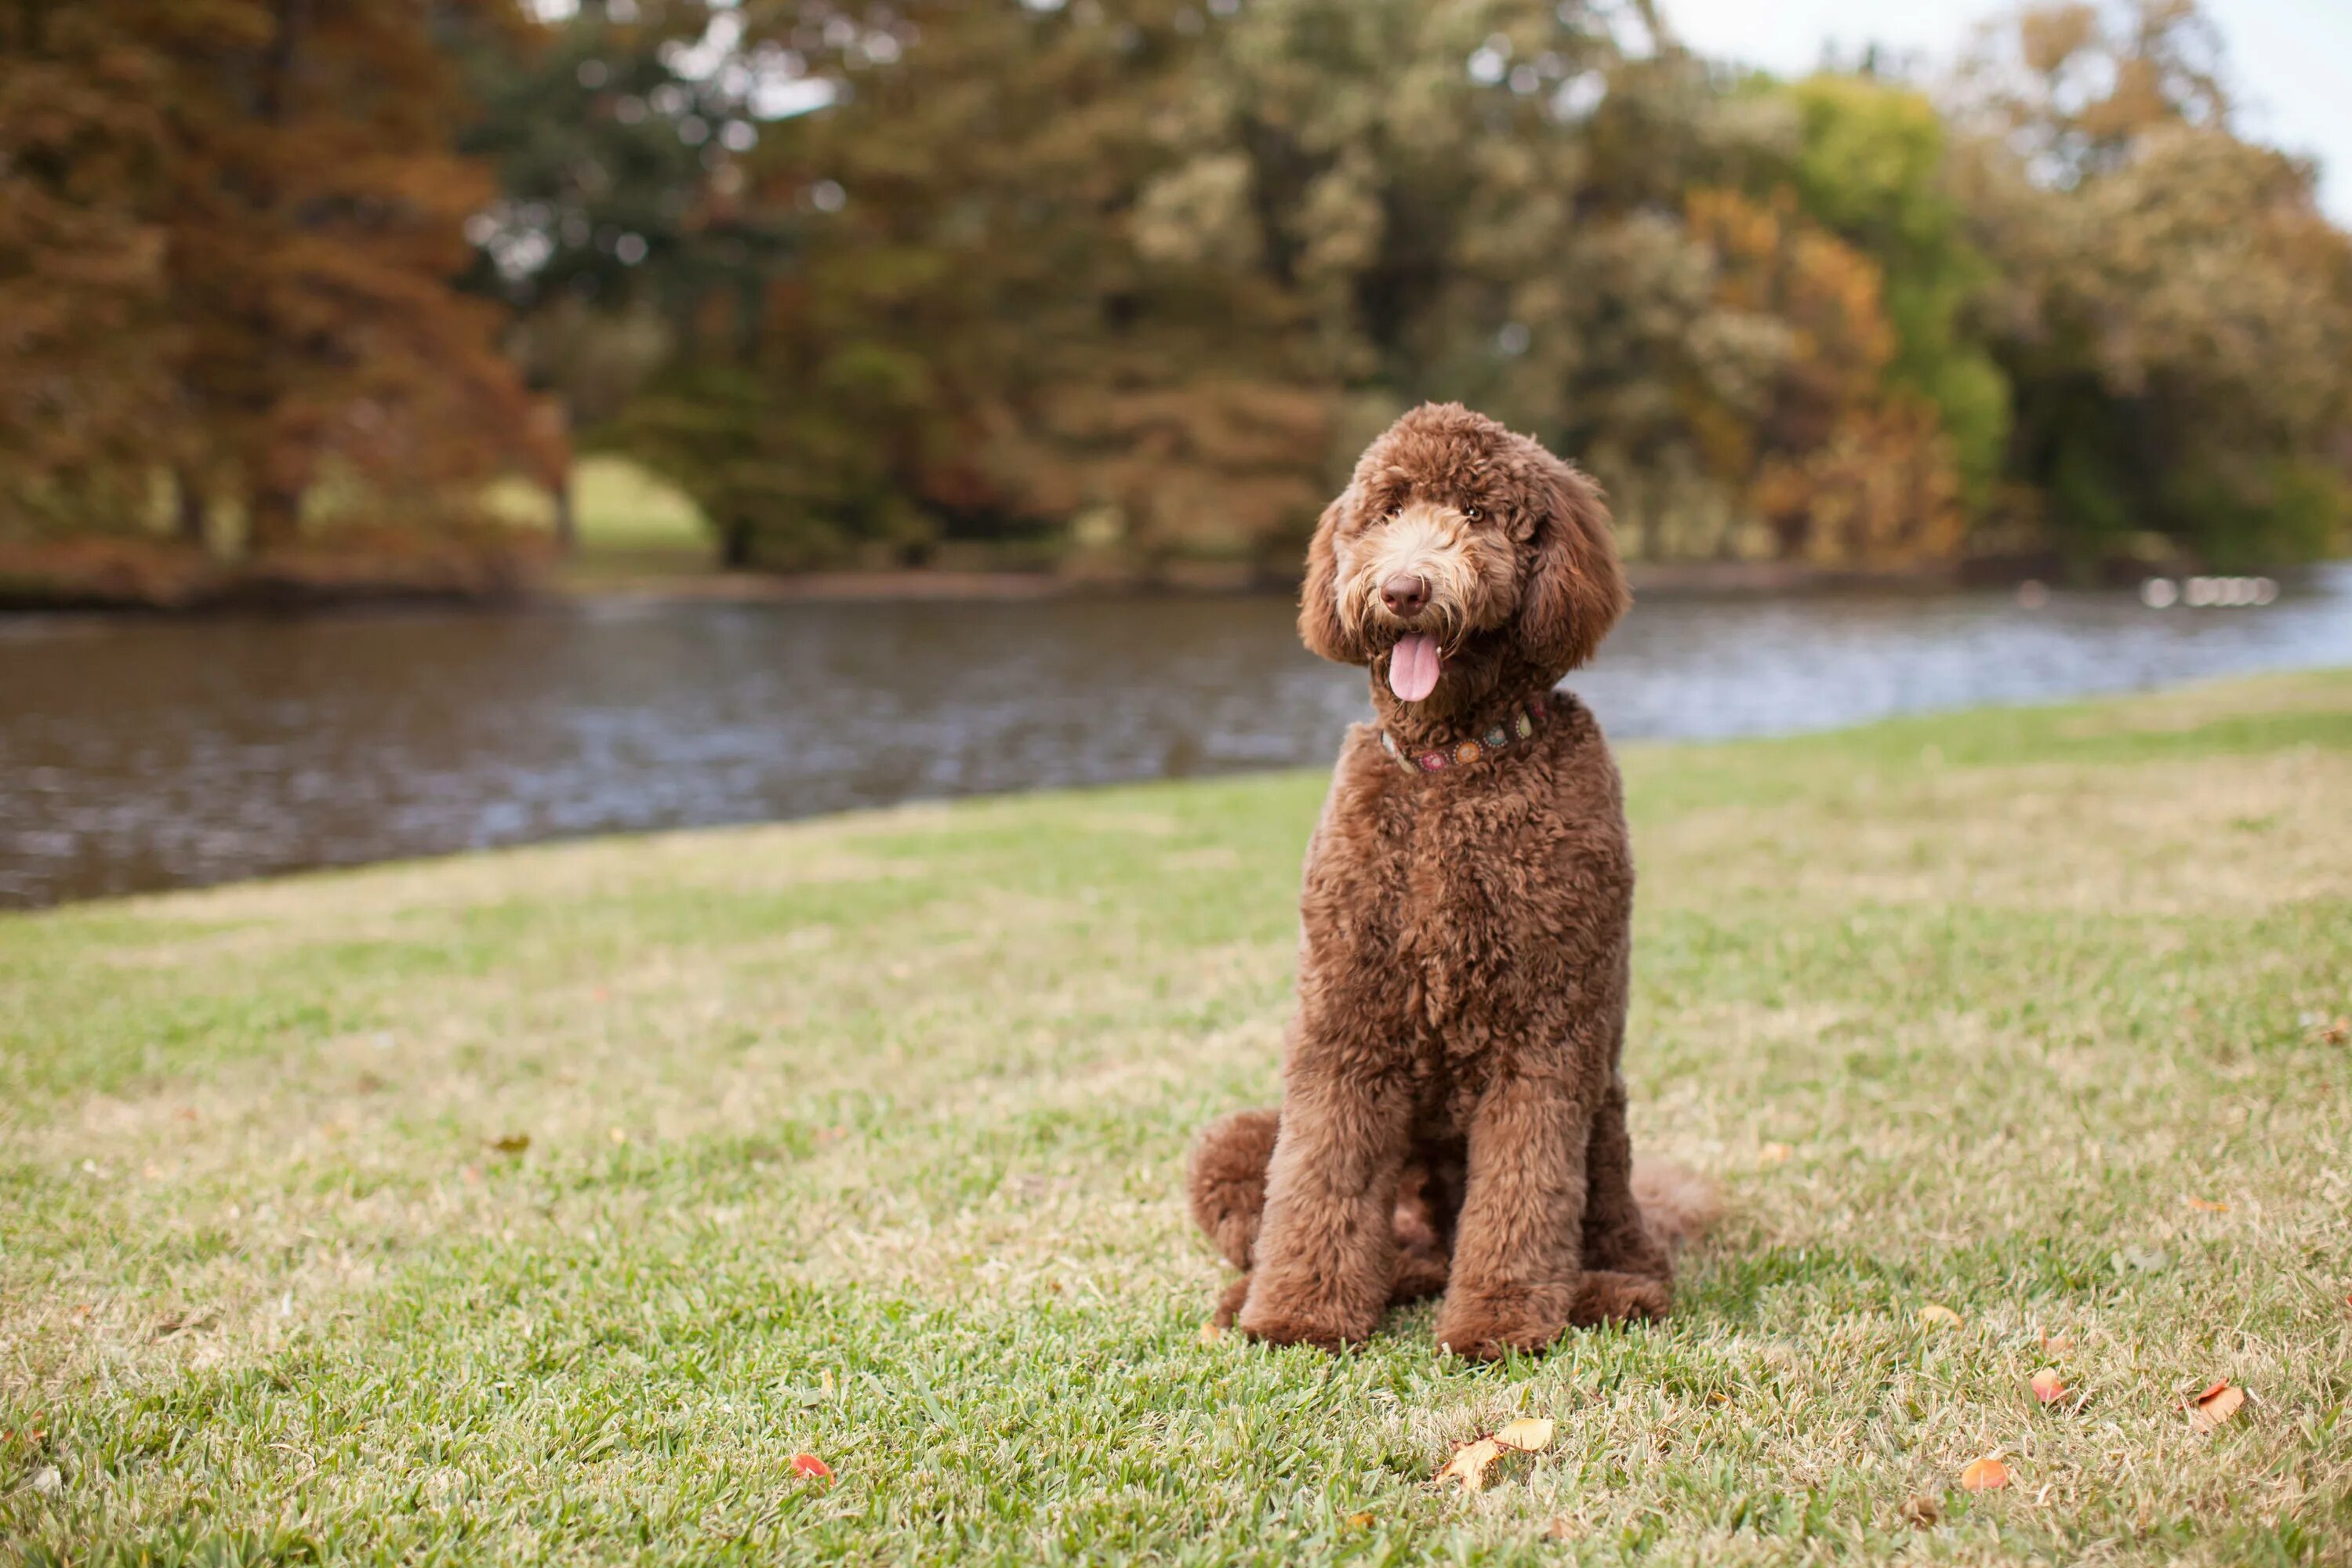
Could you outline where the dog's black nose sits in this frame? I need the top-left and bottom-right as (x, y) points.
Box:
(1381, 573), (1429, 617)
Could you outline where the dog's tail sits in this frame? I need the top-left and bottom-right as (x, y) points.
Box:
(1632, 1156), (1724, 1254)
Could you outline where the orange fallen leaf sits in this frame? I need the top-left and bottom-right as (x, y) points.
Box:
(2315, 1017), (2348, 1046)
(1436, 1437), (1507, 1493)
(1916, 1304), (1962, 1329)
(1959, 1456), (2009, 1492)
(1900, 1494), (1941, 1528)
(1759, 1142), (1793, 1165)
(2191, 1381), (2245, 1428)
(2183, 1196), (2228, 1213)
(1435, 1417), (1556, 1493)
(2031, 1368), (2067, 1404)
(789, 1452), (833, 1482)
(1345, 1512), (1374, 1529)
(1196, 1321), (1224, 1345)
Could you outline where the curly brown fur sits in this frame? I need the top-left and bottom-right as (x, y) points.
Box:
(1185, 402), (1719, 1359)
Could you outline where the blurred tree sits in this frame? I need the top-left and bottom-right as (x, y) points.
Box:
(0, 0), (557, 555)
(456, 0), (787, 550)
(1965, 0), (2228, 185)
(1958, 0), (2352, 568)
(608, 0), (1333, 572)
(159, 0), (557, 551)
(0, 1), (183, 536)
(1771, 74), (2009, 513)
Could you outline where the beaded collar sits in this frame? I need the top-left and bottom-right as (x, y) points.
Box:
(1380, 699), (1546, 773)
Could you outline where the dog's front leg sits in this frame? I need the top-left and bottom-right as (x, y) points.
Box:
(1235, 1069), (1410, 1352)
(1434, 1070), (1593, 1360)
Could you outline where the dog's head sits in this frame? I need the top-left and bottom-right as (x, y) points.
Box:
(1298, 403), (1627, 706)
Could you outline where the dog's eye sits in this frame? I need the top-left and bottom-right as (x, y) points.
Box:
(1462, 503), (1483, 521)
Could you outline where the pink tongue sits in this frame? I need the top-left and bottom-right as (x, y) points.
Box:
(1388, 633), (1441, 702)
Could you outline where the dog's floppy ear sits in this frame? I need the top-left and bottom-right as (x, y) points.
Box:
(1297, 489), (1362, 663)
(1516, 455), (1628, 676)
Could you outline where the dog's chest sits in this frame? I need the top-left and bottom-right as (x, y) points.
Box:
(1380, 781), (1582, 1090)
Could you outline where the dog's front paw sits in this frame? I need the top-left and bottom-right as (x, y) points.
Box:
(1433, 1286), (1575, 1361)
(1236, 1282), (1371, 1353)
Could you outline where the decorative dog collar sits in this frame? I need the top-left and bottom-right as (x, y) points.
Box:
(1381, 702), (1544, 773)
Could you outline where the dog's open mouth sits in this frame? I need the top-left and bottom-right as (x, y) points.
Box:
(1388, 632), (1442, 702)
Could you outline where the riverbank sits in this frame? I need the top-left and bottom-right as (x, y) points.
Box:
(0, 544), (1956, 613)
(5, 671), (2350, 1563)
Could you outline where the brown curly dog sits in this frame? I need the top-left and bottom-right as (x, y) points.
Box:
(1186, 402), (1720, 1359)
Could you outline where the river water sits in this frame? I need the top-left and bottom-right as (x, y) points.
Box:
(4, 564), (2348, 908)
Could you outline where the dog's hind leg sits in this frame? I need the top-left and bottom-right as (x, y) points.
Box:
(1387, 1160), (1452, 1305)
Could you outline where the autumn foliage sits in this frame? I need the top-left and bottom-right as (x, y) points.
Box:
(3, 0), (2349, 590)
(1, 0), (553, 586)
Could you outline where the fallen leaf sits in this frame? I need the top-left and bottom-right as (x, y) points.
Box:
(1436, 1416), (1557, 1492)
(1916, 1305), (1962, 1329)
(1196, 1321), (1224, 1345)
(1493, 1417), (1556, 1453)
(1759, 1142), (1793, 1164)
(2315, 1017), (2348, 1046)
(2191, 1381), (2245, 1428)
(31, 1466), (61, 1495)
(490, 1134), (530, 1155)
(1436, 1438), (1508, 1493)
(2040, 1331), (2076, 1356)
(1345, 1512), (1374, 1529)
(2183, 1196), (2228, 1213)
(819, 1370), (835, 1396)
(789, 1452), (833, 1482)
(608, 1127), (629, 1145)
(1900, 1494), (1941, 1528)
(1959, 1456), (2009, 1492)
(2031, 1368), (2067, 1404)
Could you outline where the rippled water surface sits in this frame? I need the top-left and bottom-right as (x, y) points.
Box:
(5, 564), (2349, 907)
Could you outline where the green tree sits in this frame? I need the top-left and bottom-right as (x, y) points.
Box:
(1958, 0), (2352, 567)
(1772, 74), (2009, 511)
(456, 0), (786, 550)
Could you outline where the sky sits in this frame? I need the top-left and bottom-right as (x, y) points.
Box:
(1664, 0), (2352, 225)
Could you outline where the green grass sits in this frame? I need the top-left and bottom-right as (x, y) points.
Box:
(484, 457), (713, 580)
(5, 671), (2350, 1565)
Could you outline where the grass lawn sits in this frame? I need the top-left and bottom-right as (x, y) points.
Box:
(485, 456), (714, 581)
(4, 671), (2350, 1565)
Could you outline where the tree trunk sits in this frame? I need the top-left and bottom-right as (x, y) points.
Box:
(551, 473), (578, 555)
(173, 469), (209, 551)
(722, 517), (753, 569)
(248, 485), (303, 554)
